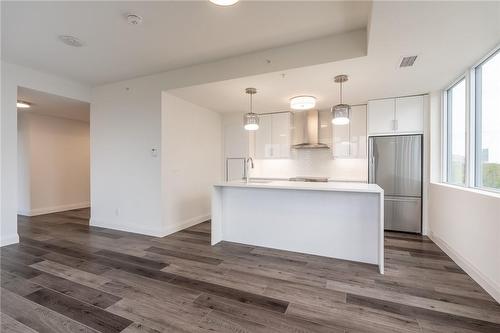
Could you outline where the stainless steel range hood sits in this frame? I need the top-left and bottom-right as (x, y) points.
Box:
(292, 109), (330, 149)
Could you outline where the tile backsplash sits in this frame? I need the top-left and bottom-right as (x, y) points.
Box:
(251, 149), (368, 181)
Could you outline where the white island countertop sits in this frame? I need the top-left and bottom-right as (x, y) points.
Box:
(212, 179), (385, 274)
(215, 180), (383, 194)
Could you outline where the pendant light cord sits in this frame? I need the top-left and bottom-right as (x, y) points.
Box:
(250, 93), (253, 114)
(339, 80), (343, 104)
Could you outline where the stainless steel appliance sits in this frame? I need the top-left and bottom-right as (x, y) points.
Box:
(368, 135), (422, 233)
(292, 110), (330, 149)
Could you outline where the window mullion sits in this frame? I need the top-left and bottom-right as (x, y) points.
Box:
(465, 71), (472, 188)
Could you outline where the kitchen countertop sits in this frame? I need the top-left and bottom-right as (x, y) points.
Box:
(215, 180), (383, 194)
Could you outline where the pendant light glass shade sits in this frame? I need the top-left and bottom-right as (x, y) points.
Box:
(243, 87), (259, 131)
(243, 113), (259, 130)
(331, 74), (350, 125)
(331, 104), (350, 125)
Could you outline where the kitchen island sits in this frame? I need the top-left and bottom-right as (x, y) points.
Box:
(212, 180), (385, 273)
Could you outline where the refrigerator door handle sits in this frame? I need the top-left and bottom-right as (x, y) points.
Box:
(368, 138), (375, 183)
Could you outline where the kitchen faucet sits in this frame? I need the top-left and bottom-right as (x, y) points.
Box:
(245, 157), (254, 184)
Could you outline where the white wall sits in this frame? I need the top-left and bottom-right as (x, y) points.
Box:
(428, 184), (500, 302)
(90, 84), (162, 236)
(427, 90), (500, 303)
(17, 114), (31, 214)
(1, 62), (91, 246)
(161, 93), (221, 234)
(17, 112), (90, 216)
(90, 31), (365, 236)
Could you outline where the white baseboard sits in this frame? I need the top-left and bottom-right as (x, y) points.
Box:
(428, 231), (500, 303)
(18, 202), (90, 217)
(90, 214), (210, 238)
(90, 218), (167, 237)
(163, 214), (211, 237)
(1, 233), (19, 247)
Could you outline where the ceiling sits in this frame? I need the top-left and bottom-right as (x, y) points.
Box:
(18, 87), (90, 122)
(1, 1), (371, 85)
(170, 1), (500, 113)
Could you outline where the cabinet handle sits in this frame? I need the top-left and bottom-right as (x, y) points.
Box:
(392, 119), (398, 131)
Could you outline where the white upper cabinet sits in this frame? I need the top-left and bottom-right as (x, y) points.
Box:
(333, 105), (367, 158)
(367, 95), (424, 135)
(395, 95), (424, 133)
(223, 114), (249, 158)
(367, 99), (395, 135)
(255, 112), (291, 159)
(350, 105), (367, 158)
(271, 112), (291, 158)
(255, 114), (273, 158)
(332, 122), (350, 158)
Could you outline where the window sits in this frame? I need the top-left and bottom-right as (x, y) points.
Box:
(475, 50), (500, 191)
(443, 46), (500, 193)
(446, 79), (467, 186)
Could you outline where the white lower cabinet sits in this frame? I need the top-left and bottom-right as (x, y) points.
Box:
(255, 112), (291, 159)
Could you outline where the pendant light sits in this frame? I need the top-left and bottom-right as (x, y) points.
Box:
(331, 75), (351, 125)
(243, 87), (259, 131)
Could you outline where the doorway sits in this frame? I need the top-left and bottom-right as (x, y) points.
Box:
(17, 87), (91, 225)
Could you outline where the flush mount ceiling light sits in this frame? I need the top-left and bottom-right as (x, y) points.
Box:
(127, 14), (143, 25)
(290, 95), (316, 110)
(58, 35), (84, 47)
(331, 74), (351, 125)
(209, 0), (239, 6)
(17, 100), (31, 108)
(243, 87), (259, 131)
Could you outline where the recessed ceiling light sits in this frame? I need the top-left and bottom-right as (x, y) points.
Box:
(127, 14), (143, 25)
(17, 101), (31, 108)
(290, 96), (316, 110)
(209, 0), (239, 6)
(58, 35), (84, 47)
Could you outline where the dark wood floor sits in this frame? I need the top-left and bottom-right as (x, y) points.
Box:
(1, 209), (499, 332)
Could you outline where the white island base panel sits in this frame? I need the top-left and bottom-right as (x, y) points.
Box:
(212, 182), (384, 274)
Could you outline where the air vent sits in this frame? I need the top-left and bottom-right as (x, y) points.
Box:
(400, 56), (417, 67)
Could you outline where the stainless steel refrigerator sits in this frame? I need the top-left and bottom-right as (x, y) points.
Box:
(368, 135), (422, 233)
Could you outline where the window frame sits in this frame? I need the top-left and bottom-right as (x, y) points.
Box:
(444, 76), (468, 187)
(442, 46), (500, 194)
(473, 48), (500, 193)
